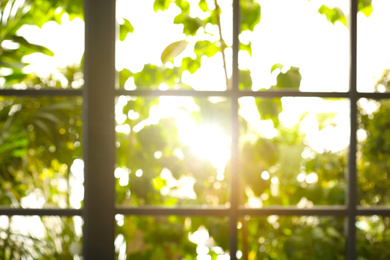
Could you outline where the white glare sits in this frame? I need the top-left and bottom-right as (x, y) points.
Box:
(154, 151), (163, 159)
(271, 177), (279, 184)
(179, 124), (230, 172)
(135, 169), (143, 177)
(261, 171), (270, 180)
(306, 172), (318, 184)
(297, 173), (306, 182)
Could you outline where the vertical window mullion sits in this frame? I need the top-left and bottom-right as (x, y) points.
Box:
(230, 0), (240, 259)
(347, 0), (358, 259)
(83, 0), (116, 259)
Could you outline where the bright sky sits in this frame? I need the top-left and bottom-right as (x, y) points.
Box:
(19, 0), (390, 93)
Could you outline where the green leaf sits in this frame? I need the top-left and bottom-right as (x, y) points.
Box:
(119, 18), (134, 41)
(194, 40), (219, 58)
(271, 63), (283, 73)
(240, 0), (261, 32)
(198, 0), (208, 12)
(358, 0), (373, 17)
(239, 69), (252, 90)
(174, 13), (203, 35)
(119, 68), (133, 87)
(181, 57), (201, 74)
(240, 42), (252, 56)
(154, 0), (170, 12)
(161, 40), (188, 64)
(0, 61), (27, 69)
(256, 98), (282, 126)
(318, 5), (347, 26)
(10, 36), (54, 56)
(274, 66), (301, 89)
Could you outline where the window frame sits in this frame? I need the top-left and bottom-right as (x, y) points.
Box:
(1, 0), (390, 259)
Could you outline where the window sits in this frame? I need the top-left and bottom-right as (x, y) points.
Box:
(1, 0), (390, 259)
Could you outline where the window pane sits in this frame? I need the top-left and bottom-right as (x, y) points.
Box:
(0, 1), (84, 89)
(358, 98), (390, 206)
(239, 0), (349, 92)
(239, 97), (349, 206)
(115, 215), (229, 259)
(240, 216), (345, 259)
(0, 96), (83, 208)
(357, 216), (390, 260)
(357, 0), (390, 93)
(0, 215), (83, 259)
(116, 96), (230, 206)
(116, 0), (233, 91)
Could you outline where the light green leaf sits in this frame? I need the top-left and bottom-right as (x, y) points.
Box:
(154, 0), (170, 12)
(119, 18), (134, 41)
(240, 0), (261, 32)
(318, 5), (347, 26)
(194, 40), (219, 58)
(358, 0), (373, 17)
(161, 40), (188, 64)
(240, 42), (252, 56)
(271, 63), (283, 73)
(198, 0), (208, 12)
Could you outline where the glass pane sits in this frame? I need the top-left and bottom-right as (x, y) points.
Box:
(116, 96), (230, 206)
(0, 215), (83, 259)
(0, 96), (83, 208)
(115, 215), (229, 259)
(239, 0), (349, 92)
(357, 216), (390, 260)
(116, 0), (233, 91)
(240, 216), (345, 259)
(357, 0), (390, 92)
(358, 98), (390, 206)
(0, 1), (84, 89)
(239, 97), (349, 206)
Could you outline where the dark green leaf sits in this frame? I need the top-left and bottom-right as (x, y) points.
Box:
(10, 36), (54, 56)
(274, 66), (301, 89)
(174, 13), (203, 35)
(239, 69), (252, 90)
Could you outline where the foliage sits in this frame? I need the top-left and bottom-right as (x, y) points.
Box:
(357, 69), (390, 206)
(1, 0), (388, 259)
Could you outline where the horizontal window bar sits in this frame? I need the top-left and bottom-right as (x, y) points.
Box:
(117, 206), (352, 216)
(357, 207), (390, 216)
(0, 89), (82, 96)
(0, 208), (82, 216)
(239, 206), (348, 216)
(116, 206), (230, 216)
(356, 92), (390, 99)
(116, 89), (351, 98)
(117, 89), (390, 98)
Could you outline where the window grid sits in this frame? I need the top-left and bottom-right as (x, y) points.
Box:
(1, 0), (390, 259)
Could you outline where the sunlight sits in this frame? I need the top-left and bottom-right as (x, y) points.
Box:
(178, 122), (231, 176)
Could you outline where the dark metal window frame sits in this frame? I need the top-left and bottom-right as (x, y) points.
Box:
(1, 0), (390, 259)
